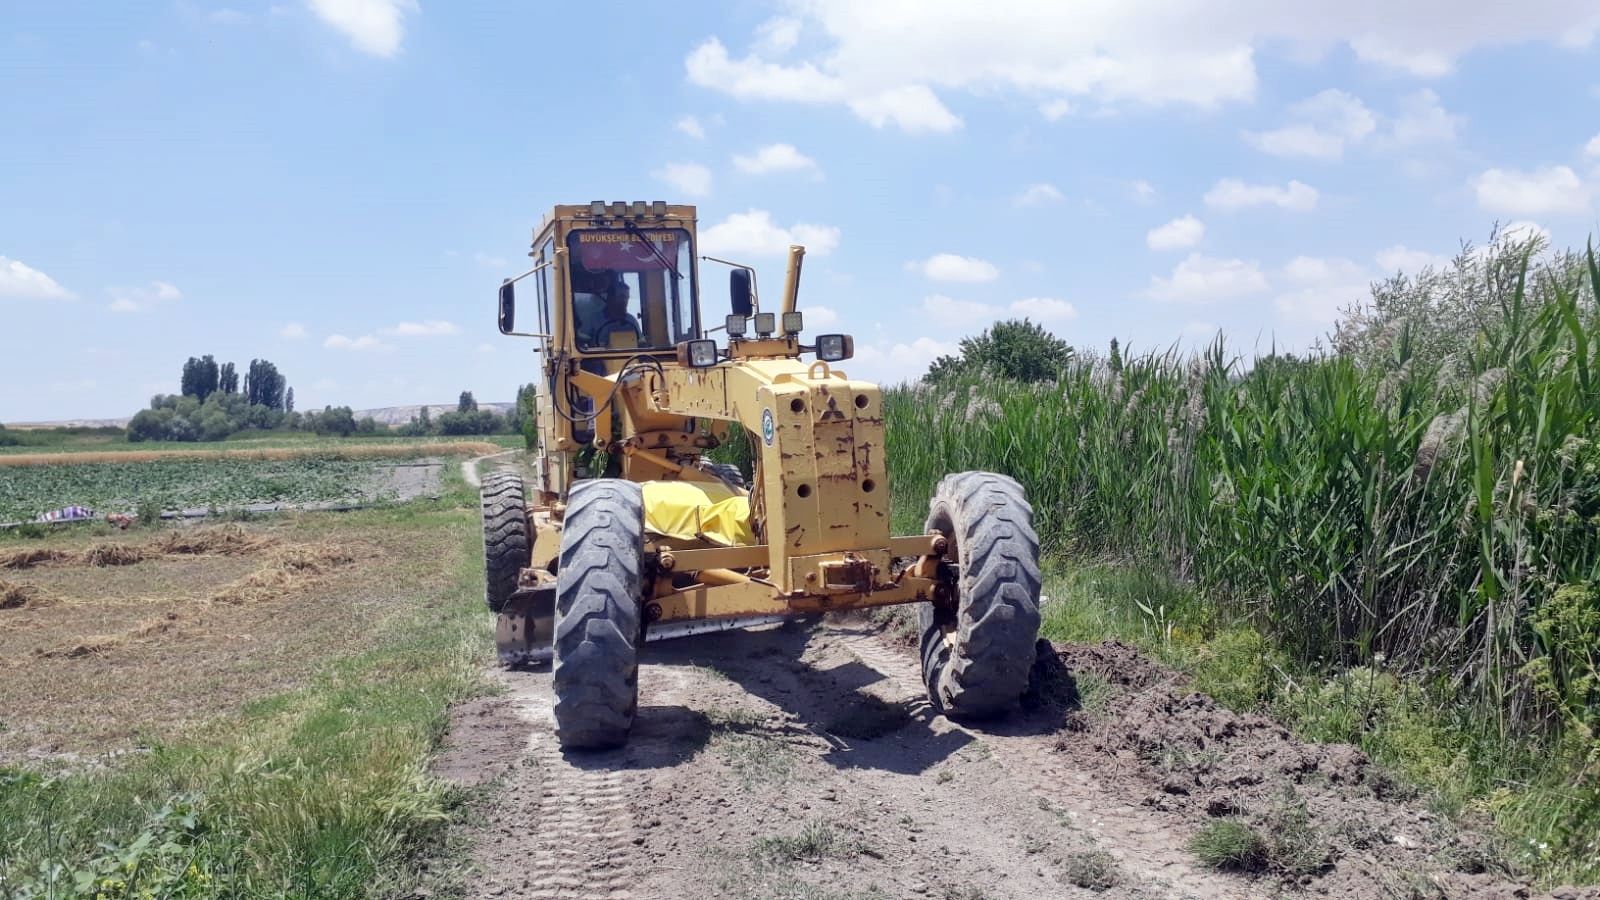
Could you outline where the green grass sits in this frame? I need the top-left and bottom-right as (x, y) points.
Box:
(0, 497), (491, 899)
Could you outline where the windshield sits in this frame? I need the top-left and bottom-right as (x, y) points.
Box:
(567, 227), (697, 352)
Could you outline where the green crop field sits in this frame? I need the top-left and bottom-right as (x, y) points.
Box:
(0, 455), (426, 522)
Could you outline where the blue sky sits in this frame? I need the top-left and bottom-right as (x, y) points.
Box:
(3, 0), (1599, 423)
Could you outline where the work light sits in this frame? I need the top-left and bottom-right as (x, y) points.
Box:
(782, 311), (803, 335)
(686, 339), (718, 367)
(816, 334), (854, 362)
(754, 312), (776, 336)
(726, 314), (748, 338)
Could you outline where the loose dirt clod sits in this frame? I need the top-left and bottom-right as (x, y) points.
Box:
(0, 579), (59, 610)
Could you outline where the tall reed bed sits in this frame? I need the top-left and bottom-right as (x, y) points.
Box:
(884, 245), (1600, 742)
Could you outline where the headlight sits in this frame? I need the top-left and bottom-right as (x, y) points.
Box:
(686, 339), (719, 367)
(753, 312), (776, 335)
(726, 314), (748, 338)
(782, 311), (803, 335)
(816, 334), (854, 362)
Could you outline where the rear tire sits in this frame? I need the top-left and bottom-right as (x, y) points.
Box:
(551, 479), (644, 750)
(917, 471), (1042, 719)
(481, 470), (530, 614)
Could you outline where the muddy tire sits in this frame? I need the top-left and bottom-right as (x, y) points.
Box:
(917, 471), (1042, 719)
(481, 470), (531, 614)
(706, 461), (745, 490)
(551, 479), (644, 750)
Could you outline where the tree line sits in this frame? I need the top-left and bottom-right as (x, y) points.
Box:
(125, 354), (532, 442)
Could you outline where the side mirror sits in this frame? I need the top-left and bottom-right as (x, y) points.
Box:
(498, 280), (515, 334)
(730, 269), (753, 317)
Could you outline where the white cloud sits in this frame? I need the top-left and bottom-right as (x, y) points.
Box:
(1375, 245), (1452, 274)
(754, 16), (802, 55)
(1243, 89), (1376, 160)
(683, 4), (1600, 133)
(324, 334), (392, 351)
(675, 115), (706, 139)
(473, 251), (507, 269)
(910, 253), (999, 282)
(1472, 165), (1591, 216)
(207, 8), (251, 25)
(1146, 253), (1269, 304)
(653, 161), (713, 196)
(1132, 180), (1157, 204)
(1010, 297), (1078, 323)
(107, 280), (181, 313)
(922, 295), (998, 328)
(1147, 214), (1206, 250)
(804, 305), (840, 328)
(476, 342), (495, 354)
(1039, 99), (1072, 120)
(700, 210), (840, 258)
(850, 336), (959, 386)
(846, 84), (962, 133)
(1014, 183), (1064, 206)
(1387, 89), (1465, 145)
(1586, 133), (1600, 157)
(306, 0), (416, 58)
(732, 143), (821, 176)
(280, 322), (309, 339)
(0, 256), (73, 300)
(1246, 87), (1463, 159)
(380, 320), (460, 337)
(1274, 256), (1370, 324)
(1204, 177), (1319, 211)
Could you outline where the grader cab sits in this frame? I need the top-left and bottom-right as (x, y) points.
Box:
(485, 201), (1042, 749)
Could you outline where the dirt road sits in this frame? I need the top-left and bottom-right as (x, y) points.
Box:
(435, 615), (1596, 900)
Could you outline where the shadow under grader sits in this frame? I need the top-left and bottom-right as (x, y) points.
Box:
(626, 617), (1081, 775)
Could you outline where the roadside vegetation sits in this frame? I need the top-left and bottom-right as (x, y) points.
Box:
(0, 472), (489, 899)
(883, 226), (1600, 886)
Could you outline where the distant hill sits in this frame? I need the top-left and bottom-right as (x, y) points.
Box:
(353, 403), (515, 426)
(6, 403), (515, 430)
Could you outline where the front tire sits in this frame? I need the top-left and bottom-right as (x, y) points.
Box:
(917, 471), (1042, 719)
(551, 479), (645, 750)
(481, 470), (530, 614)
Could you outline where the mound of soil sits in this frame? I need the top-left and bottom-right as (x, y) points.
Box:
(1048, 640), (1600, 900)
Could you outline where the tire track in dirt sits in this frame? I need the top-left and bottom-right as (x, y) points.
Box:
(831, 626), (1271, 900)
(453, 666), (640, 900)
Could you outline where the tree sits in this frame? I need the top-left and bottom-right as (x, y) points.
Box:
(310, 405), (357, 437)
(244, 359), (288, 411)
(284, 387), (295, 414)
(458, 390), (478, 413)
(181, 354), (221, 402)
(219, 362), (238, 395)
(923, 318), (1074, 384)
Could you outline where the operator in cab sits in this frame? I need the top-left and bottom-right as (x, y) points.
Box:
(584, 278), (642, 350)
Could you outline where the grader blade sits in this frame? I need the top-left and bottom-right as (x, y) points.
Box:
(495, 572), (556, 666)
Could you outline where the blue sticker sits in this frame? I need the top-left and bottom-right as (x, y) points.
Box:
(761, 408), (775, 446)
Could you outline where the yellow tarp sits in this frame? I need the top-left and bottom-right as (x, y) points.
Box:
(642, 480), (755, 547)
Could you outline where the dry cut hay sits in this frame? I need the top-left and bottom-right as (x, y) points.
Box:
(208, 541), (357, 605)
(82, 542), (147, 567)
(34, 616), (177, 658)
(0, 548), (74, 570)
(1, 579), (61, 611)
(0, 441), (503, 467)
(154, 524), (274, 556)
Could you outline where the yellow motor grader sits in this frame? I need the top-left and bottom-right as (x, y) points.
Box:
(486, 201), (1041, 749)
